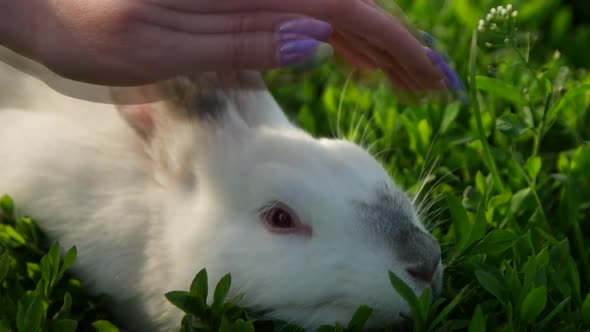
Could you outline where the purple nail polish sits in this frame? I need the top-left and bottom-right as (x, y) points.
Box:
(279, 18), (333, 41)
(426, 49), (469, 104)
(278, 39), (320, 66)
(421, 31), (436, 48)
(426, 49), (464, 90)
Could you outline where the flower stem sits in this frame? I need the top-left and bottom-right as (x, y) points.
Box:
(469, 30), (506, 193)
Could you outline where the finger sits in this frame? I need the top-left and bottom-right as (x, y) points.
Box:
(159, 29), (334, 72)
(329, 30), (424, 93)
(330, 30), (377, 70)
(139, 5), (332, 39)
(153, 0), (444, 81)
(331, 4), (445, 86)
(332, 28), (436, 92)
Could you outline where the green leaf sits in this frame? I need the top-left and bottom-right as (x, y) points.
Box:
(0, 254), (9, 283)
(476, 76), (528, 106)
(467, 230), (520, 256)
(488, 192), (513, 209)
(22, 295), (44, 332)
(506, 264), (522, 305)
(428, 287), (468, 330)
(475, 172), (488, 196)
(56, 246), (77, 282)
(47, 242), (61, 287)
(16, 301), (25, 332)
(520, 286), (547, 324)
(213, 273), (232, 307)
(233, 319), (255, 332)
(388, 271), (424, 327)
(536, 297), (570, 330)
(440, 101), (461, 134)
(446, 193), (471, 252)
(5, 226), (26, 244)
(582, 293), (590, 325)
(526, 157), (542, 179)
(57, 292), (73, 318)
(547, 84), (590, 124)
(0, 195), (14, 216)
(496, 113), (531, 138)
(51, 320), (78, 332)
(520, 255), (538, 304)
(219, 317), (233, 332)
(468, 305), (485, 332)
(40, 256), (51, 295)
(467, 204), (488, 246)
(92, 320), (120, 332)
(475, 268), (507, 304)
(190, 269), (208, 301)
(511, 188), (532, 213)
(347, 305), (373, 331)
(165, 291), (205, 315)
(417, 287), (431, 322)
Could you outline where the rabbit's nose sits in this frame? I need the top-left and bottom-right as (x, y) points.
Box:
(404, 233), (441, 284)
(406, 261), (439, 283)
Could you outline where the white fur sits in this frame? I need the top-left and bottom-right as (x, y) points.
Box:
(0, 61), (441, 331)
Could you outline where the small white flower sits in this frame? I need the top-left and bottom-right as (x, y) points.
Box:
(478, 25), (486, 32)
(500, 8), (507, 16)
(479, 19), (485, 26)
(490, 23), (498, 30)
(491, 8), (497, 14)
(506, 4), (513, 11)
(485, 42), (493, 48)
(504, 38), (510, 44)
(512, 10), (519, 17)
(497, 5), (504, 11)
(553, 50), (561, 59)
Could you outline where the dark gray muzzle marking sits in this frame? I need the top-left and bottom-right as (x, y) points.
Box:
(357, 190), (441, 282)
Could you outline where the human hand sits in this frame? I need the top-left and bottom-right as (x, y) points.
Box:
(3, 0), (459, 95)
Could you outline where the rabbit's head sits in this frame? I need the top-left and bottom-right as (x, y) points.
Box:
(112, 71), (442, 329)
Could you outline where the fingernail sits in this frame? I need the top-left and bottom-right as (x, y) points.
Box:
(420, 31), (450, 62)
(420, 31), (436, 48)
(426, 49), (464, 89)
(277, 39), (334, 69)
(278, 18), (333, 42)
(426, 48), (469, 105)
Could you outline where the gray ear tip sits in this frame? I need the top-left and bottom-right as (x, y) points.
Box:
(163, 74), (229, 120)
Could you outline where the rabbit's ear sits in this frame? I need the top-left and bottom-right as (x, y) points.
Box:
(222, 71), (294, 130)
(110, 81), (213, 186)
(110, 77), (253, 185)
(110, 83), (166, 142)
(111, 76), (234, 142)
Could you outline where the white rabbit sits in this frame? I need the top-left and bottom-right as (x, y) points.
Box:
(0, 71), (442, 331)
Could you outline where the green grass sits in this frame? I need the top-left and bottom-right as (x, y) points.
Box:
(1, 0), (590, 331)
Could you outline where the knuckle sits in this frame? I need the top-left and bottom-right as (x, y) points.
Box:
(223, 35), (249, 69)
(224, 13), (251, 33)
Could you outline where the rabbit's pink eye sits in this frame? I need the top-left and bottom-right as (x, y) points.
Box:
(268, 208), (293, 228)
(260, 202), (312, 236)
